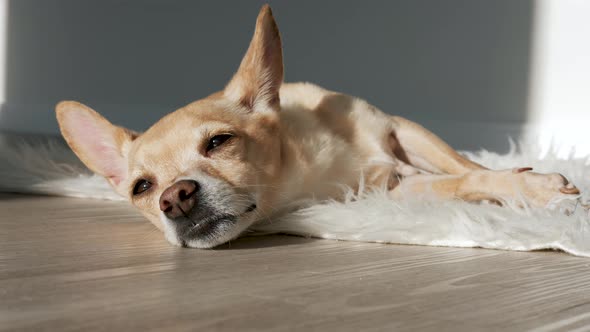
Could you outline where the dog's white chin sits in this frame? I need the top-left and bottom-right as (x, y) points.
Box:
(163, 216), (257, 248)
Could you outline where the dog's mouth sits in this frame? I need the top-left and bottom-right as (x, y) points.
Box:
(178, 204), (257, 246)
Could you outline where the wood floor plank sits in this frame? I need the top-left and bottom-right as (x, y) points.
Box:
(1, 194), (589, 331)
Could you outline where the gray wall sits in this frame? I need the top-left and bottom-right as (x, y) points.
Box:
(1, 0), (534, 152)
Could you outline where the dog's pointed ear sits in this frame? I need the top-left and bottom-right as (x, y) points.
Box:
(224, 5), (283, 113)
(56, 101), (138, 193)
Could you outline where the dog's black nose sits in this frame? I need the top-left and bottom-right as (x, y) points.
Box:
(159, 180), (200, 219)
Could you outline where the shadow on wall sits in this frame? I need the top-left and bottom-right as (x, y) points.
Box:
(0, 0), (534, 153)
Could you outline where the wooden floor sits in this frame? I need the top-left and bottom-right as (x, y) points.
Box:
(1, 194), (590, 331)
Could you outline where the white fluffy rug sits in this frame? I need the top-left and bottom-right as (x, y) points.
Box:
(1, 134), (589, 257)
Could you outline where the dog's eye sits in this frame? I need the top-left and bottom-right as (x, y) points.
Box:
(206, 134), (232, 153)
(133, 179), (152, 195)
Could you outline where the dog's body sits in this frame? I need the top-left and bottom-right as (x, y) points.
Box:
(56, 6), (581, 248)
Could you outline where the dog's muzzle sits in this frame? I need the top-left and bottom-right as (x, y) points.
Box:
(159, 179), (257, 246)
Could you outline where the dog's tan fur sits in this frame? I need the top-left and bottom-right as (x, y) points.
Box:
(56, 5), (580, 248)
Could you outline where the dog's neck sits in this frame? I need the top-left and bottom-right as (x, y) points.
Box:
(267, 106), (363, 214)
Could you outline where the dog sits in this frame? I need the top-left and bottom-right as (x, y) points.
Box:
(55, 5), (581, 248)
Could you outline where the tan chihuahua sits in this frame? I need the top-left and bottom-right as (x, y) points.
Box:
(56, 5), (580, 248)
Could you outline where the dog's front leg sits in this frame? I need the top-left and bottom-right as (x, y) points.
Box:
(390, 168), (581, 210)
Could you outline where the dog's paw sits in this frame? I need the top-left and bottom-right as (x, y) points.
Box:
(511, 167), (581, 210)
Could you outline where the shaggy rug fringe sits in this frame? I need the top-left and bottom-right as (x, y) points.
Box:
(1, 135), (589, 257)
(0, 135), (122, 200)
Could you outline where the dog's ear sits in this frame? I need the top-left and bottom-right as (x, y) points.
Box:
(224, 5), (283, 113)
(56, 101), (137, 193)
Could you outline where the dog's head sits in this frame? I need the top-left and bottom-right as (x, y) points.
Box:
(56, 6), (284, 248)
